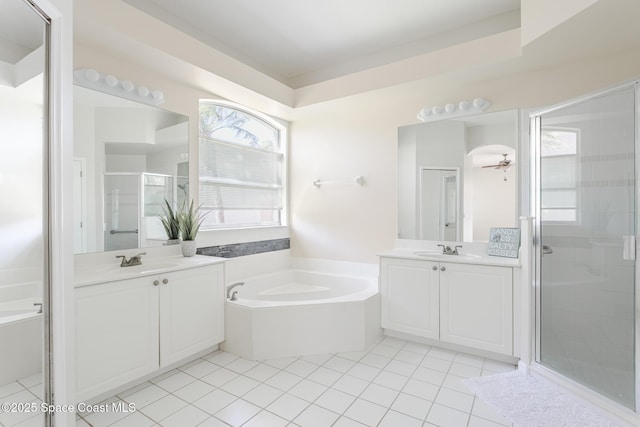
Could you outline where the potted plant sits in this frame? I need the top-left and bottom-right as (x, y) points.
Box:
(160, 198), (181, 245)
(179, 199), (206, 257)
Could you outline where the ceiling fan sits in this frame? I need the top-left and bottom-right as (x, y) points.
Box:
(482, 153), (512, 170)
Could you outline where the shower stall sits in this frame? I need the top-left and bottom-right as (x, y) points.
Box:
(531, 83), (638, 415)
(103, 172), (183, 251)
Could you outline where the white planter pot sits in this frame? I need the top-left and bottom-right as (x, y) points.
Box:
(181, 240), (197, 257)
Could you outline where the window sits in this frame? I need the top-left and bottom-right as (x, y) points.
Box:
(541, 128), (579, 222)
(199, 101), (285, 228)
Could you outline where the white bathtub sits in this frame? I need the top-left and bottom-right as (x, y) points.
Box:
(0, 281), (43, 386)
(221, 270), (381, 360)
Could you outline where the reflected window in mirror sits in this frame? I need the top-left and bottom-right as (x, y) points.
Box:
(73, 86), (189, 254)
(199, 101), (286, 229)
(398, 109), (519, 243)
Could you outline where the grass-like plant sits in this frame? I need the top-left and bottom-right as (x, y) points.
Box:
(179, 199), (206, 241)
(160, 198), (180, 240)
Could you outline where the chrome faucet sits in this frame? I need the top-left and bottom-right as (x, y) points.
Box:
(437, 244), (463, 255)
(227, 282), (244, 300)
(116, 252), (146, 267)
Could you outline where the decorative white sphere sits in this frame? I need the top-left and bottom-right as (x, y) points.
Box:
(459, 100), (470, 111)
(137, 86), (150, 97)
(473, 98), (485, 108)
(152, 90), (164, 102)
(445, 103), (455, 113)
(432, 106), (443, 115)
(84, 69), (100, 82)
(104, 75), (118, 87)
(121, 80), (134, 92)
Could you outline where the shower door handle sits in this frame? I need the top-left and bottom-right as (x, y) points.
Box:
(542, 245), (553, 255)
(623, 235), (636, 261)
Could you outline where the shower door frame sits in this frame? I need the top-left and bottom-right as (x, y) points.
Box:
(530, 81), (640, 419)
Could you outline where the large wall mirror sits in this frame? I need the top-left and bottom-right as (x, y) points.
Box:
(398, 109), (519, 242)
(0, 0), (51, 422)
(73, 86), (189, 254)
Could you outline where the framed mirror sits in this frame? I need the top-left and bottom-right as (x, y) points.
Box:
(73, 86), (189, 254)
(398, 109), (519, 242)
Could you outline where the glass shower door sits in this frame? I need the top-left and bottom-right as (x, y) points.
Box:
(535, 86), (636, 409)
(104, 174), (140, 251)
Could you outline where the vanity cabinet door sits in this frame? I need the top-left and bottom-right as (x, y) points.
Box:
(439, 262), (513, 355)
(380, 257), (439, 339)
(159, 264), (224, 367)
(75, 277), (160, 402)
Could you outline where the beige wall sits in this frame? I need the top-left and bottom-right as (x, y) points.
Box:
(73, 0), (640, 265)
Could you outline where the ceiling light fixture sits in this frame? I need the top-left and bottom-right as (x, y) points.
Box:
(417, 98), (490, 122)
(73, 68), (165, 106)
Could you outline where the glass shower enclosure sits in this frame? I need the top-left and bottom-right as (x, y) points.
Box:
(104, 172), (174, 251)
(532, 84), (637, 410)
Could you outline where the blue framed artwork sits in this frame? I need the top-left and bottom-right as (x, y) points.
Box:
(488, 227), (520, 258)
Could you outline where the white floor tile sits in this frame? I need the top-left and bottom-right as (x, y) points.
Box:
(373, 370), (409, 391)
(260, 371), (303, 394)
(139, 394), (188, 422)
(370, 343), (400, 358)
(294, 404), (340, 427)
(220, 375), (260, 397)
(360, 383), (399, 407)
(301, 353), (334, 366)
(262, 357), (298, 369)
(443, 373), (474, 395)
(172, 380), (217, 403)
(244, 363), (280, 382)
(243, 409), (289, 427)
(193, 389), (236, 415)
(333, 416), (368, 426)
(449, 362), (482, 378)
(394, 350), (426, 365)
(17, 373), (42, 389)
(435, 387), (474, 412)
(425, 403), (469, 427)
(468, 415), (509, 427)
(337, 351), (367, 362)
(266, 393), (309, 420)
(360, 353), (392, 369)
(385, 359), (418, 377)
(108, 411), (155, 427)
(179, 359), (219, 378)
(284, 359), (318, 377)
(427, 348), (457, 361)
(13, 413), (45, 427)
(323, 356), (356, 374)
(0, 381), (24, 399)
(471, 398), (511, 425)
(119, 383), (169, 408)
(214, 399), (260, 426)
(315, 388), (356, 414)
(402, 342), (431, 356)
(197, 416), (230, 426)
(225, 357), (259, 374)
(83, 399), (131, 427)
(403, 378), (440, 401)
(153, 370), (196, 392)
(454, 353), (484, 368)
(412, 366), (446, 386)
(332, 375), (369, 396)
(206, 351), (238, 367)
(201, 367), (239, 387)
(379, 409), (423, 427)
(347, 363), (381, 382)
(306, 366), (342, 387)
(243, 383), (283, 407)
(343, 398), (387, 426)
(391, 392), (432, 420)
(288, 379), (328, 402)
(420, 356), (452, 373)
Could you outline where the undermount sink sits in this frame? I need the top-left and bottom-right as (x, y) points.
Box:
(413, 251), (482, 260)
(131, 263), (178, 274)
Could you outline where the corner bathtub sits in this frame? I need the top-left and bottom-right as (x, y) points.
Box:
(221, 270), (381, 360)
(0, 281), (42, 385)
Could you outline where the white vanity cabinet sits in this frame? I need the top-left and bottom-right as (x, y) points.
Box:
(75, 261), (224, 402)
(380, 255), (515, 357)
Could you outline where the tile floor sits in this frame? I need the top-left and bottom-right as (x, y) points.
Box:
(0, 337), (516, 426)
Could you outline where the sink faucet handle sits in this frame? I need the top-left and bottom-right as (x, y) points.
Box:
(115, 255), (127, 266)
(132, 252), (146, 259)
(454, 245), (463, 255)
(437, 244), (446, 254)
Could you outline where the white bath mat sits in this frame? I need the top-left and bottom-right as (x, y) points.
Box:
(463, 371), (619, 427)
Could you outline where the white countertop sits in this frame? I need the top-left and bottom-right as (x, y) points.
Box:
(378, 248), (520, 267)
(74, 254), (226, 287)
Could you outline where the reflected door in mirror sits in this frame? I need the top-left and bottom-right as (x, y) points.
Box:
(420, 168), (459, 241)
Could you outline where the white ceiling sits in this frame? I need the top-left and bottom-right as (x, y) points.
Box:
(0, 0), (45, 64)
(122, 0), (520, 88)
